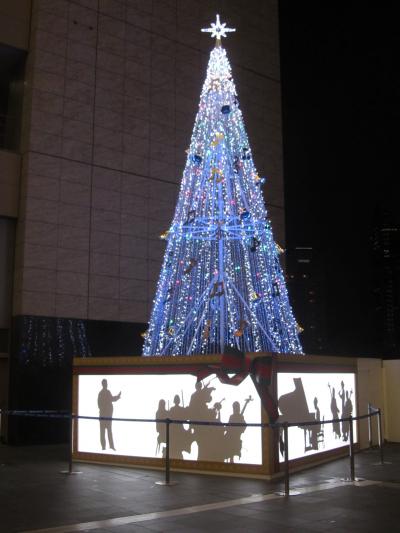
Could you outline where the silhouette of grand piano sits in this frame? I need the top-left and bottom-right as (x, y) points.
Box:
(278, 377), (324, 456)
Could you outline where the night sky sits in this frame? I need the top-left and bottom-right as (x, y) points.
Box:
(278, 3), (400, 355)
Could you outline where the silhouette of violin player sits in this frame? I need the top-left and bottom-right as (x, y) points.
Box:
(328, 383), (341, 439)
(224, 396), (252, 463)
(98, 379), (121, 451)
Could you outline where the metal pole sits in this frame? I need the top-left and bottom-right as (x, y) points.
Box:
(349, 415), (355, 481)
(283, 422), (289, 496)
(60, 413), (81, 475)
(377, 408), (384, 465)
(165, 418), (170, 485)
(367, 403), (372, 448)
(156, 418), (177, 486)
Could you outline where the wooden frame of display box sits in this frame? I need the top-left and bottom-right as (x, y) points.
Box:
(72, 353), (358, 478)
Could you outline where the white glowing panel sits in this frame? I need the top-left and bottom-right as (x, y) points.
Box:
(277, 372), (357, 462)
(77, 374), (262, 464)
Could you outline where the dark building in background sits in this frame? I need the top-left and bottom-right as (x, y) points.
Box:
(286, 246), (326, 354)
(371, 210), (400, 357)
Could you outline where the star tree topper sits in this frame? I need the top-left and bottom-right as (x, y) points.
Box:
(201, 14), (236, 44)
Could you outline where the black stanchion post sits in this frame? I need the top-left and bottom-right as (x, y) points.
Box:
(377, 408), (384, 465)
(165, 418), (170, 484)
(284, 422), (289, 496)
(60, 413), (81, 475)
(156, 418), (177, 486)
(276, 422), (300, 497)
(349, 415), (355, 481)
(367, 404), (372, 448)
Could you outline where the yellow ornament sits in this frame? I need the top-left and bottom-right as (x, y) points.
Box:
(211, 132), (224, 147)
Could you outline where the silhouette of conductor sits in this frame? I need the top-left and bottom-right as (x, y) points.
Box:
(98, 379), (121, 451)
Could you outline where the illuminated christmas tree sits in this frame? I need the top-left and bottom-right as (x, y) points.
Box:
(143, 15), (302, 356)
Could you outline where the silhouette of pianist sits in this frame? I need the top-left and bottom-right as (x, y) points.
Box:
(309, 397), (322, 450)
(98, 379), (121, 451)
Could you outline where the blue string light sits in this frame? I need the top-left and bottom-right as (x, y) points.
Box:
(143, 21), (302, 356)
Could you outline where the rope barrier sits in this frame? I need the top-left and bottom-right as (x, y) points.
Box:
(0, 408), (381, 428)
(0, 405), (386, 494)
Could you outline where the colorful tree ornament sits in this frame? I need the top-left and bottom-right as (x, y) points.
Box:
(143, 15), (303, 356)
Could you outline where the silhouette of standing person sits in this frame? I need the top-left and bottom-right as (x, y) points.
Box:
(98, 379), (121, 451)
(328, 384), (341, 439)
(342, 390), (353, 441)
(155, 399), (168, 456)
(338, 380), (346, 438)
(169, 394), (192, 459)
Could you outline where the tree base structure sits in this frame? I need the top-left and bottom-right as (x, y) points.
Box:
(72, 354), (363, 478)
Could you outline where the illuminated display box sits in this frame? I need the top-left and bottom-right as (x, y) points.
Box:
(72, 354), (358, 476)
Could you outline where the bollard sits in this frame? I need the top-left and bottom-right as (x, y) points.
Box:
(367, 403), (372, 448)
(349, 415), (355, 481)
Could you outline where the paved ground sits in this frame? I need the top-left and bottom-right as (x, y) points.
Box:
(0, 443), (399, 532)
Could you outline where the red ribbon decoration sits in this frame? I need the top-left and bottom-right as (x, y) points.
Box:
(197, 348), (278, 422)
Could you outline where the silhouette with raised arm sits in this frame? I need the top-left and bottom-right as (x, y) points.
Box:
(224, 396), (253, 463)
(328, 383), (341, 439)
(98, 379), (121, 451)
(338, 380), (346, 439)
